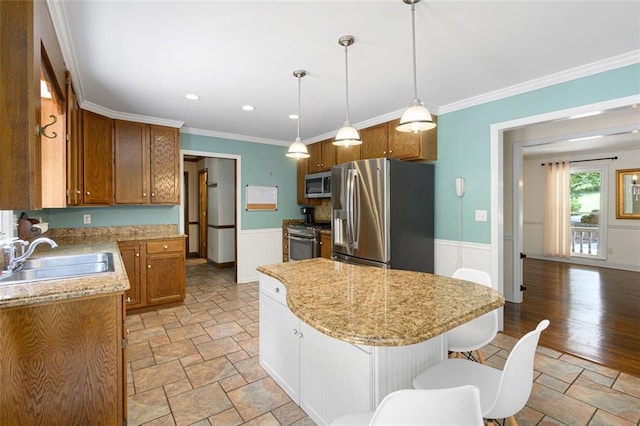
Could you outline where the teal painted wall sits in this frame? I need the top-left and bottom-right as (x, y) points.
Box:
(40, 135), (299, 230)
(436, 63), (640, 243)
(37, 64), (640, 238)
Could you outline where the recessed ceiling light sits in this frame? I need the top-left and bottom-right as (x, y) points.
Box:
(242, 105), (255, 111)
(185, 93), (200, 100)
(289, 114), (299, 119)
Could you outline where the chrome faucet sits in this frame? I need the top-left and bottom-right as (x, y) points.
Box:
(2, 237), (58, 273)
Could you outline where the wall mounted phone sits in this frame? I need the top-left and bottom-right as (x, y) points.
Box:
(455, 177), (466, 197)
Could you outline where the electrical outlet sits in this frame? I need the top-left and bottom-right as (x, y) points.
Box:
(475, 210), (488, 222)
(83, 214), (91, 224)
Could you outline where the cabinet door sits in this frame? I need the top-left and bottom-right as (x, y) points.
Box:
(307, 142), (322, 173)
(320, 232), (331, 259)
(299, 321), (373, 424)
(320, 139), (336, 171)
(259, 293), (300, 403)
(118, 241), (144, 309)
(360, 123), (388, 160)
(82, 110), (114, 205)
(115, 120), (149, 204)
(149, 125), (180, 204)
(66, 74), (81, 206)
(387, 117), (437, 161)
(145, 240), (185, 305)
(335, 144), (361, 165)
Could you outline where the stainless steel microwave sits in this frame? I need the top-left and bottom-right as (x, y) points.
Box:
(305, 171), (331, 198)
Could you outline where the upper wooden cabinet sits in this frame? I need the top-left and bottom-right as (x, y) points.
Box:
(66, 73), (82, 206)
(307, 139), (336, 173)
(359, 123), (388, 159)
(0, 0), (67, 209)
(296, 158), (321, 206)
(335, 143), (361, 165)
(115, 120), (150, 204)
(149, 126), (180, 204)
(82, 110), (114, 205)
(111, 119), (181, 205)
(387, 116), (438, 161)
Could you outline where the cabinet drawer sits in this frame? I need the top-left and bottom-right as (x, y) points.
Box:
(259, 274), (287, 306)
(147, 239), (184, 254)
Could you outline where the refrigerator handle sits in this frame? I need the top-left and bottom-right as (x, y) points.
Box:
(347, 168), (358, 249)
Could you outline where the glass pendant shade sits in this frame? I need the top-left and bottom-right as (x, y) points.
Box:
(334, 121), (362, 147)
(397, 98), (436, 133)
(286, 137), (310, 159)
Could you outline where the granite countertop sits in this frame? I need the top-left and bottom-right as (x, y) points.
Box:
(0, 225), (185, 309)
(257, 258), (505, 347)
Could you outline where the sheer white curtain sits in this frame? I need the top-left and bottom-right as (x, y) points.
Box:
(543, 162), (570, 257)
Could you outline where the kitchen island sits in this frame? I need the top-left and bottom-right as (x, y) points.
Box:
(257, 258), (504, 425)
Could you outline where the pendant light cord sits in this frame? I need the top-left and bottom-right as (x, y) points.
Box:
(297, 75), (301, 139)
(410, 1), (418, 101)
(344, 43), (351, 123)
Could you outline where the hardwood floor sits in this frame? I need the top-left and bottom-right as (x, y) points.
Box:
(503, 258), (640, 377)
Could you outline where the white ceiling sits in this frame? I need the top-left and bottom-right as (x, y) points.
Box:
(50, 0), (640, 147)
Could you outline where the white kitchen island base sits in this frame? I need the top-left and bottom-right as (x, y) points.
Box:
(259, 273), (446, 425)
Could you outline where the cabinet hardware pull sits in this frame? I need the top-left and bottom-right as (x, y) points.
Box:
(143, 193), (147, 197)
(76, 190), (81, 194)
(274, 287), (280, 293)
(293, 329), (298, 335)
(151, 193), (155, 197)
(86, 191), (90, 195)
(163, 245), (168, 250)
(298, 333), (304, 339)
(147, 265), (151, 268)
(126, 297), (131, 303)
(135, 253), (139, 257)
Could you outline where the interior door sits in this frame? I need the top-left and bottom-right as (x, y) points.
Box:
(198, 169), (208, 259)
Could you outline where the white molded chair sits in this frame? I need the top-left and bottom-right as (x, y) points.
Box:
(448, 268), (498, 363)
(413, 319), (550, 425)
(331, 386), (483, 426)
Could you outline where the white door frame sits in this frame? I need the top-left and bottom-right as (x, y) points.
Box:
(490, 94), (640, 304)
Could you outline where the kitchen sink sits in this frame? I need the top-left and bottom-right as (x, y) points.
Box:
(0, 252), (115, 285)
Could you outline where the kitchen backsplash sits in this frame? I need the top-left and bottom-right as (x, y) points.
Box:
(314, 199), (331, 222)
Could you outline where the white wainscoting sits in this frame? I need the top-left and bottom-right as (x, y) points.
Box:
(237, 228), (283, 284)
(434, 239), (492, 278)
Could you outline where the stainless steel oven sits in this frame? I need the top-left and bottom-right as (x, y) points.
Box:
(288, 225), (321, 261)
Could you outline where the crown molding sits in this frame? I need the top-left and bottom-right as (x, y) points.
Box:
(181, 127), (290, 147)
(439, 50), (640, 115)
(46, 0), (84, 102)
(81, 101), (184, 128)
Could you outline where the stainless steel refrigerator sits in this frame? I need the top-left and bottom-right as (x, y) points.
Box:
(332, 158), (434, 272)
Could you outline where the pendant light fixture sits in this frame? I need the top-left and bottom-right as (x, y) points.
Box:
(397, 0), (436, 133)
(333, 35), (362, 147)
(286, 70), (311, 159)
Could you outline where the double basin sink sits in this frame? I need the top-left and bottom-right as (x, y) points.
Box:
(0, 252), (115, 285)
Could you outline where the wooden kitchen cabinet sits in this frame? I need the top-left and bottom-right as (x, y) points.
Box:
(118, 241), (144, 309)
(82, 110), (114, 205)
(307, 139), (336, 173)
(296, 157), (321, 206)
(387, 116), (438, 161)
(119, 238), (186, 313)
(66, 73), (82, 206)
(320, 232), (332, 259)
(335, 142), (361, 164)
(115, 122), (180, 205)
(0, 294), (125, 424)
(0, 0), (66, 209)
(359, 123), (389, 159)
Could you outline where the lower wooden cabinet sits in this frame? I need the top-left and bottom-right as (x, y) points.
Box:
(320, 232), (331, 259)
(119, 237), (186, 312)
(0, 294), (126, 424)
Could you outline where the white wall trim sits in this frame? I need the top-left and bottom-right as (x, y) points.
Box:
(440, 50), (640, 114)
(181, 127), (288, 147)
(237, 228), (283, 284)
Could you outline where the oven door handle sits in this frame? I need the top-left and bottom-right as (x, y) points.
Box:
(289, 235), (317, 242)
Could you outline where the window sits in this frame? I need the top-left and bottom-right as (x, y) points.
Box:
(570, 166), (607, 259)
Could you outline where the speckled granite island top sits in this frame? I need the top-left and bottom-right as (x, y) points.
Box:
(257, 258), (505, 346)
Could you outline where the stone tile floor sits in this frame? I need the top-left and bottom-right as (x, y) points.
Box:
(126, 262), (640, 425)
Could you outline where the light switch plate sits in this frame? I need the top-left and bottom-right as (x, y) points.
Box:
(83, 214), (91, 224)
(475, 210), (488, 222)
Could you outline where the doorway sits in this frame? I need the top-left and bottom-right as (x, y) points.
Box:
(198, 168), (208, 258)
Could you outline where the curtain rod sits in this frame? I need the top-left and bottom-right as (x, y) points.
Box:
(540, 156), (618, 166)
